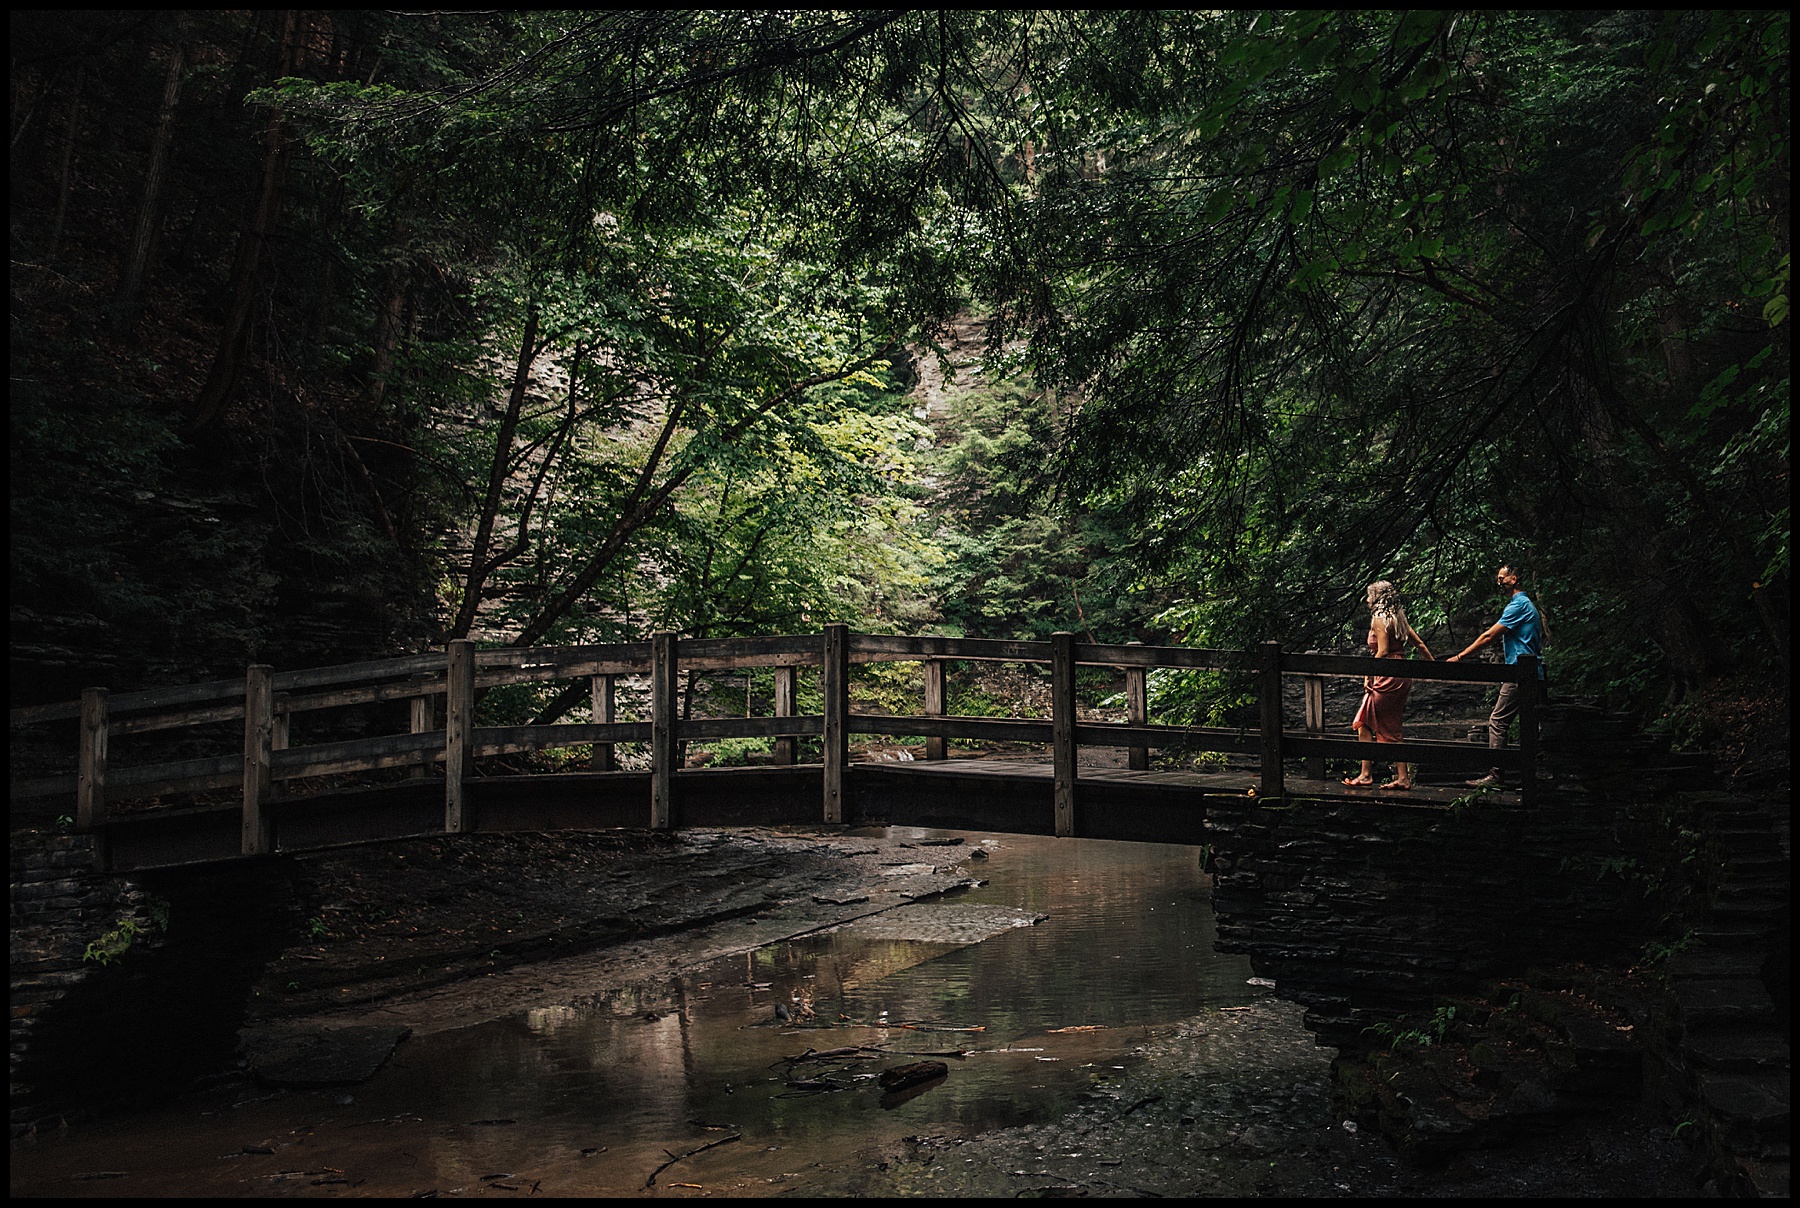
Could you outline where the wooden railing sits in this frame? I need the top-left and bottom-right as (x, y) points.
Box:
(9, 628), (1538, 851)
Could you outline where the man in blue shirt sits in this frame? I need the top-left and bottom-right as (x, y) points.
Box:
(1447, 565), (1545, 788)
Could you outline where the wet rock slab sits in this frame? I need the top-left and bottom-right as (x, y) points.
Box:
(244, 1026), (411, 1087)
(834, 903), (1046, 945)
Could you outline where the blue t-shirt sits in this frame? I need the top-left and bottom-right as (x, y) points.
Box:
(1497, 591), (1545, 678)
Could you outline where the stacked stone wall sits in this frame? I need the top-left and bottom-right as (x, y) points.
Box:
(10, 832), (161, 1134)
(9, 831), (298, 1136)
(1204, 793), (1664, 1049)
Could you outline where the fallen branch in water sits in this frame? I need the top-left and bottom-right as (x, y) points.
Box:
(896, 1023), (986, 1033)
(779, 1044), (890, 1065)
(645, 1134), (740, 1187)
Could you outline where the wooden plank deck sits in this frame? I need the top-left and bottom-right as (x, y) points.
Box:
(865, 757), (1519, 807)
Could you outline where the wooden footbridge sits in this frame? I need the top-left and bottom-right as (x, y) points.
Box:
(10, 627), (1538, 872)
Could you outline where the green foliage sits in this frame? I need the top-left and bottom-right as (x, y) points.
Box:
(5, 9), (1785, 738)
(82, 904), (163, 967)
(925, 375), (1155, 642)
(697, 737), (774, 767)
(851, 663), (926, 717)
(1364, 1004), (1458, 1049)
(1641, 929), (1698, 967)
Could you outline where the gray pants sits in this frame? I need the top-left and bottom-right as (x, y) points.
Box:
(1485, 680), (1541, 777)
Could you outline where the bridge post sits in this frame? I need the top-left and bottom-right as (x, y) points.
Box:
(271, 693), (290, 755)
(1517, 655), (1539, 808)
(1303, 667), (1325, 781)
(923, 659), (946, 761)
(410, 691), (434, 778)
(76, 688), (108, 835)
(1052, 631), (1076, 837)
(590, 674), (616, 772)
(445, 639), (475, 834)
(1126, 642), (1148, 771)
(772, 665), (796, 765)
(652, 632), (677, 829)
(1258, 641), (1284, 801)
(242, 664), (275, 856)
(823, 624), (848, 823)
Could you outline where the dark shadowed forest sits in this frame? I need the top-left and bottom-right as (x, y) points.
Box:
(9, 10), (1789, 765)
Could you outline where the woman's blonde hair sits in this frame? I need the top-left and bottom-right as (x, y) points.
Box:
(1367, 580), (1408, 639)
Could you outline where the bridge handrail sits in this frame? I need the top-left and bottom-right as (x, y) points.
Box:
(12, 629), (1539, 859)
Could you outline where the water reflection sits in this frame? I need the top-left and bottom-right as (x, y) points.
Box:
(11, 829), (1268, 1197)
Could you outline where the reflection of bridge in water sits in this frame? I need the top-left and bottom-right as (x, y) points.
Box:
(10, 627), (1537, 872)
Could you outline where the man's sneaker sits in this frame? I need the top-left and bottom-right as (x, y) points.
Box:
(1464, 772), (1505, 788)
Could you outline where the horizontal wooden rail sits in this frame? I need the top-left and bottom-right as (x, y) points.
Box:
(269, 652), (447, 693)
(11, 773), (77, 801)
(16, 629), (1544, 866)
(853, 715), (1055, 745)
(109, 753), (241, 797)
(1279, 651), (1520, 684)
(11, 676), (244, 726)
(677, 715), (824, 741)
(271, 731), (446, 780)
(849, 634), (1050, 664)
(1074, 642), (1256, 671)
(110, 702), (248, 735)
(472, 722), (652, 756)
(475, 643), (651, 683)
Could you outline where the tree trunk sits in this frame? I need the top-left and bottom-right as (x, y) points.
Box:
(111, 39), (187, 339)
(46, 60), (85, 263)
(189, 10), (300, 432)
(447, 306), (541, 640)
(364, 253), (410, 412)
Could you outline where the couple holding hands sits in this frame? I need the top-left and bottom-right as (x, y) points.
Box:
(1343, 566), (1544, 791)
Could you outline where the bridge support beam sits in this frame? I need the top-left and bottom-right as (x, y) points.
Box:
(773, 665), (796, 766)
(652, 632), (677, 829)
(590, 673), (616, 772)
(410, 693), (433, 778)
(1258, 640), (1284, 801)
(445, 639), (474, 833)
(242, 664), (274, 856)
(923, 659), (946, 762)
(1126, 642), (1148, 771)
(1052, 631), (1076, 836)
(77, 687), (108, 841)
(823, 624), (848, 824)
(1303, 672), (1325, 781)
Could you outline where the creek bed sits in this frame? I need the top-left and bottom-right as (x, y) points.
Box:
(8, 827), (1697, 1197)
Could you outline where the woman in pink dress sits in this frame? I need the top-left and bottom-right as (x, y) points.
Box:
(1343, 580), (1434, 789)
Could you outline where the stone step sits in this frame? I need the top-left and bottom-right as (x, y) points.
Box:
(1666, 950), (1767, 980)
(1710, 882), (1790, 905)
(1705, 899), (1789, 927)
(1693, 924), (1778, 950)
(1698, 1071), (1792, 1154)
(1719, 854), (1790, 879)
(1672, 978), (1778, 1031)
(1684, 1029), (1790, 1075)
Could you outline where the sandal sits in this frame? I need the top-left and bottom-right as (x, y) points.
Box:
(1380, 779), (1413, 790)
(1341, 775), (1375, 787)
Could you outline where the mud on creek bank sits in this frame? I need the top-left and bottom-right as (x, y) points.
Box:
(12, 826), (1713, 1197)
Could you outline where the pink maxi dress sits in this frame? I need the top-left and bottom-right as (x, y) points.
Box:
(1350, 626), (1411, 742)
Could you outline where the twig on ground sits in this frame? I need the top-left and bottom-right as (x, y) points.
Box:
(645, 1134), (741, 1187)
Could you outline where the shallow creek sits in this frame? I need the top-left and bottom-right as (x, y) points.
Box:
(14, 829), (1306, 1197)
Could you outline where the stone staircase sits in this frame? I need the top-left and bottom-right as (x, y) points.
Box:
(1649, 789), (1791, 1198)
